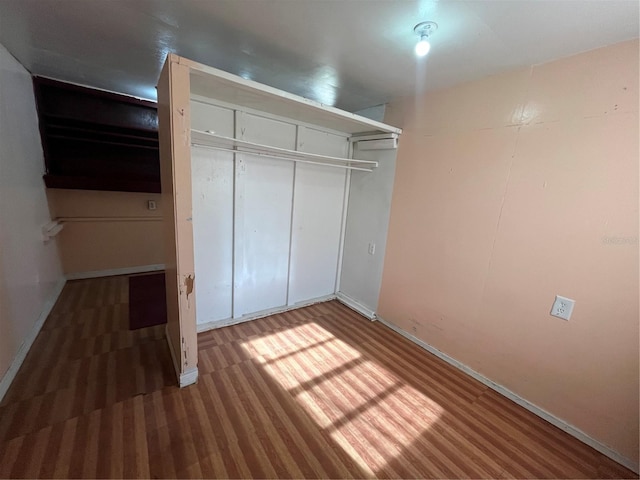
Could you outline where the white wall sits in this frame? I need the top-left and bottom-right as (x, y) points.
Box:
(338, 145), (397, 315)
(0, 43), (64, 397)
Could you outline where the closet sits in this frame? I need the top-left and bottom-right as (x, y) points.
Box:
(157, 54), (401, 386)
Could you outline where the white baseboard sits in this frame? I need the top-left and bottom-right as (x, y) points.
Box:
(375, 315), (639, 474)
(165, 324), (198, 388)
(179, 368), (198, 388)
(0, 277), (66, 403)
(65, 263), (165, 280)
(196, 294), (337, 333)
(336, 292), (376, 320)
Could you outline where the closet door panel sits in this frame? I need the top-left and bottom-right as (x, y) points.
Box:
(234, 114), (296, 317)
(191, 146), (234, 324)
(240, 112), (297, 149)
(190, 101), (234, 136)
(288, 128), (348, 304)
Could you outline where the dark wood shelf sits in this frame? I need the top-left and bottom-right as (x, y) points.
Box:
(44, 174), (161, 193)
(47, 134), (159, 150)
(34, 77), (161, 193)
(45, 121), (159, 143)
(43, 112), (159, 135)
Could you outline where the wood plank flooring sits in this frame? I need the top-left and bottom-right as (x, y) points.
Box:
(0, 275), (636, 478)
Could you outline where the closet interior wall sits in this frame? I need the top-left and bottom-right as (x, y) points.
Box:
(339, 144), (397, 318)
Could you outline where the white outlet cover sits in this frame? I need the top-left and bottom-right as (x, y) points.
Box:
(550, 295), (575, 321)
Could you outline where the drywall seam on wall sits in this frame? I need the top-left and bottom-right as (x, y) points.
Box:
(65, 264), (165, 280)
(0, 278), (66, 403)
(375, 315), (639, 473)
(478, 125), (521, 305)
(479, 65), (533, 306)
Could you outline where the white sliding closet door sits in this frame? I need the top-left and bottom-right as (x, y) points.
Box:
(288, 127), (348, 304)
(191, 103), (351, 325)
(192, 147), (234, 323)
(233, 113), (296, 317)
(191, 102), (235, 325)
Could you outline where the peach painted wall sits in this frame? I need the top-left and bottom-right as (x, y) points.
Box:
(379, 39), (639, 467)
(46, 189), (164, 274)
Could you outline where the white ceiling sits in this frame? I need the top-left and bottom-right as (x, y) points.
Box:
(0, 0), (637, 112)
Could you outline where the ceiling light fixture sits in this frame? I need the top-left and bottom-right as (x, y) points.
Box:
(413, 21), (438, 57)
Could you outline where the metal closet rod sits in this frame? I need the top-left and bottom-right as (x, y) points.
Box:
(190, 129), (378, 171)
(191, 143), (375, 172)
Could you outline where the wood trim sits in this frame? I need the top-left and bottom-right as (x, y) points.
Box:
(165, 325), (198, 388)
(158, 54), (198, 385)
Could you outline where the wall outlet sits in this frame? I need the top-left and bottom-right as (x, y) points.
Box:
(368, 242), (376, 255)
(550, 295), (575, 321)
(148, 200), (157, 210)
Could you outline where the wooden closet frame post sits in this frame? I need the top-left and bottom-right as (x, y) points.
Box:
(158, 54), (198, 387)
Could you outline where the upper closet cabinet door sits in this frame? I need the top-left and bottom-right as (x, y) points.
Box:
(191, 102), (235, 325)
(288, 128), (348, 305)
(233, 113), (295, 317)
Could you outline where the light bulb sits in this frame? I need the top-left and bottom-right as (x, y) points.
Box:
(415, 38), (431, 57)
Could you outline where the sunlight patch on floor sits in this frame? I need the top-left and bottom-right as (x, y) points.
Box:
(241, 321), (443, 475)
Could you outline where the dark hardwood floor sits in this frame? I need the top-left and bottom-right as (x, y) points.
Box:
(0, 275), (636, 478)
